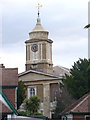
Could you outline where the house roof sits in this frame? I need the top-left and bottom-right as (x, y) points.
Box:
(0, 88), (18, 115)
(53, 66), (70, 76)
(1, 67), (18, 86)
(61, 92), (90, 115)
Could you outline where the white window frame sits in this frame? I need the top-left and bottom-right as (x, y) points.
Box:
(85, 115), (90, 120)
(27, 86), (37, 99)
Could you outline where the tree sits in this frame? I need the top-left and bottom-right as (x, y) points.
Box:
(54, 83), (75, 118)
(84, 24), (90, 28)
(87, 65), (90, 92)
(62, 58), (90, 99)
(24, 96), (40, 115)
(17, 81), (26, 109)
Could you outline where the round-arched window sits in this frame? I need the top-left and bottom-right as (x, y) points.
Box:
(30, 88), (35, 96)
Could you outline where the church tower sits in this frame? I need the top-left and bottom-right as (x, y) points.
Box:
(25, 6), (53, 73)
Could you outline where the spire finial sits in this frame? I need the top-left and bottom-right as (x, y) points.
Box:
(37, 3), (42, 17)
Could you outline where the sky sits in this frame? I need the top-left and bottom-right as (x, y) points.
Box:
(0, 0), (89, 73)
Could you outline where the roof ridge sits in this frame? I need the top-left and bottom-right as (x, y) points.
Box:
(60, 92), (90, 115)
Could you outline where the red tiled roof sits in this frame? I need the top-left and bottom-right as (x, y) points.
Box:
(61, 92), (90, 115)
(1, 68), (18, 86)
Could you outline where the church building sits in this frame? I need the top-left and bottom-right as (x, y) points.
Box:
(18, 6), (63, 118)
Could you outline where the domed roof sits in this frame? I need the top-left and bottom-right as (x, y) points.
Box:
(32, 16), (48, 32)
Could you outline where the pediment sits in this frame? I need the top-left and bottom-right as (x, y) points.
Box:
(18, 70), (61, 82)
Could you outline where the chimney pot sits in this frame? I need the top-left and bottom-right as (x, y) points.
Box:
(0, 64), (5, 68)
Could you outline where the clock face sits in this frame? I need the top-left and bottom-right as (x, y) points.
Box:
(31, 44), (38, 52)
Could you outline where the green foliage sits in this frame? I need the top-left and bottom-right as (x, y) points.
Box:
(32, 112), (42, 115)
(54, 83), (75, 117)
(84, 24), (90, 28)
(24, 96), (40, 115)
(18, 110), (42, 116)
(17, 81), (26, 109)
(54, 99), (65, 118)
(54, 58), (89, 118)
(63, 58), (90, 99)
(87, 65), (90, 92)
(18, 111), (27, 116)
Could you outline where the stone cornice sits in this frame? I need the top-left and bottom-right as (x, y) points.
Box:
(30, 31), (49, 34)
(25, 39), (53, 43)
(23, 79), (62, 85)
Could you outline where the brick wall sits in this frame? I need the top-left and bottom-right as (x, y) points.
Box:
(73, 114), (85, 120)
(2, 88), (16, 108)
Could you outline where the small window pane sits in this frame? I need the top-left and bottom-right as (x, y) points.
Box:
(30, 88), (35, 96)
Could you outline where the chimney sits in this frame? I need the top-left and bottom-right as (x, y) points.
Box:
(0, 64), (5, 68)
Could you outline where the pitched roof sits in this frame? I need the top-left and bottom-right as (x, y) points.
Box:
(1, 68), (18, 86)
(61, 92), (90, 115)
(0, 88), (18, 115)
(53, 66), (70, 76)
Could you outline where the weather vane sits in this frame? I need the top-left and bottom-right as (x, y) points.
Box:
(37, 3), (42, 17)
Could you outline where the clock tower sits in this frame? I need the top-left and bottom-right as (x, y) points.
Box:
(25, 8), (53, 73)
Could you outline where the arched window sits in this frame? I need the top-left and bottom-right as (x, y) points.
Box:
(27, 86), (37, 99)
(30, 88), (35, 96)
